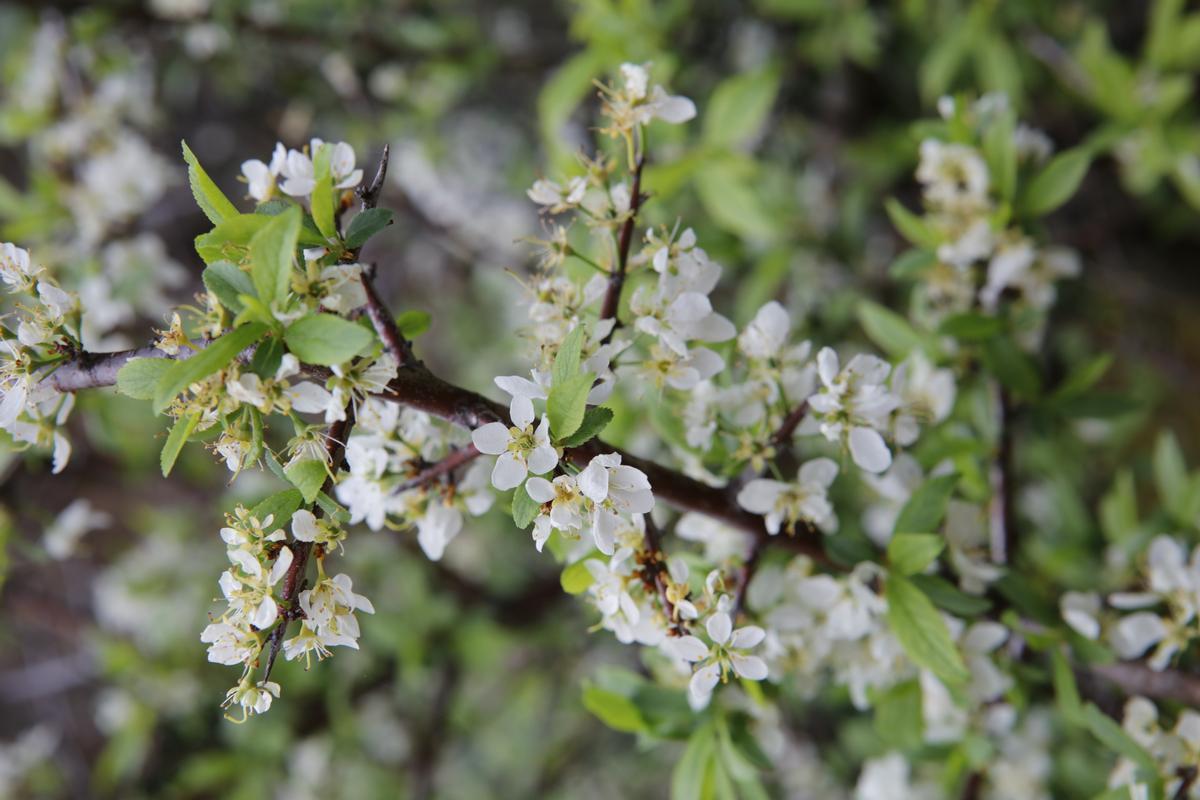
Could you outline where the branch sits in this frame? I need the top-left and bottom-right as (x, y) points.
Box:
(1088, 662), (1200, 709)
(361, 266), (417, 368)
(598, 152), (646, 338)
(641, 516), (687, 635)
(770, 401), (808, 450)
(393, 444), (481, 495)
(989, 384), (1016, 564)
(358, 143), (390, 212)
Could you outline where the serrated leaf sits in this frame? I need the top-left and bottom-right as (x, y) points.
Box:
(893, 474), (958, 535)
(285, 458), (328, 504)
(857, 299), (927, 359)
(888, 532), (945, 576)
(283, 313), (375, 366)
(249, 489), (304, 533)
(1019, 147), (1091, 217)
(249, 205), (301, 306)
(560, 560), (594, 595)
(182, 141), (238, 224)
(345, 208), (394, 249)
(160, 411), (200, 477)
(194, 214), (271, 265)
(511, 482), (540, 530)
(202, 260), (255, 314)
(395, 310), (431, 338)
(557, 406), (613, 448)
(116, 357), (170, 400)
(885, 198), (940, 249)
(547, 372), (594, 439)
(310, 144), (337, 241)
(581, 683), (648, 734)
(885, 574), (970, 684)
(552, 325), (586, 387)
(153, 323), (268, 412)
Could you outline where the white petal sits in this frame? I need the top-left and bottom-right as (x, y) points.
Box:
(705, 612), (732, 645)
(731, 654), (768, 680)
(527, 444), (558, 476)
(798, 457), (839, 488)
(471, 422), (510, 455)
(524, 476), (556, 503)
(665, 635), (710, 662)
(737, 480), (784, 514)
(689, 663), (721, 704)
(491, 453), (527, 491)
(849, 426), (892, 473)
(291, 509), (319, 542)
(578, 459), (610, 503)
(730, 625), (765, 649)
(509, 395), (535, 429)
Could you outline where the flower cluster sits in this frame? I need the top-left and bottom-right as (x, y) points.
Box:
(1108, 696), (1200, 799)
(241, 138), (363, 204)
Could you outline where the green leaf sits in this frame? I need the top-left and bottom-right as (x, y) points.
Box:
(116, 357), (170, 400)
(153, 323), (268, 412)
(247, 335), (285, 378)
(560, 560), (595, 595)
(511, 483), (540, 530)
(982, 337), (1042, 399)
(672, 723), (717, 800)
(546, 372), (594, 439)
(1080, 703), (1157, 773)
(182, 141), (238, 224)
(1049, 354), (1113, 403)
(202, 261), (255, 314)
(889, 248), (936, 280)
(1019, 148), (1091, 217)
(581, 683), (648, 734)
(888, 532), (946, 576)
(310, 145), (337, 241)
(886, 574), (970, 684)
(395, 310), (431, 339)
(857, 300), (926, 359)
(909, 574), (993, 617)
(1051, 649), (1083, 724)
(885, 198), (940, 249)
(938, 312), (1005, 341)
(893, 474), (958, 535)
(695, 161), (778, 241)
(249, 205), (301, 306)
(285, 458), (328, 504)
(557, 406), (614, 448)
(249, 489), (304, 533)
(194, 214), (271, 265)
(1100, 470), (1139, 543)
(703, 67), (781, 149)
(552, 325), (586, 387)
(283, 313), (375, 366)
(874, 679), (925, 750)
(983, 110), (1017, 202)
(160, 411), (200, 477)
(1153, 431), (1188, 510)
(344, 208), (394, 250)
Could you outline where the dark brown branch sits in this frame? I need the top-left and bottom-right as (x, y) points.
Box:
(358, 143), (390, 212)
(598, 152), (646, 339)
(770, 401), (808, 450)
(361, 267), (417, 368)
(640, 516), (687, 635)
(393, 444), (481, 495)
(1088, 662), (1200, 709)
(989, 385), (1016, 564)
(263, 406), (356, 679)
(732, 541), (762, 620)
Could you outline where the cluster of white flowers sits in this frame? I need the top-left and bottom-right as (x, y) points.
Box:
(0, 242), (79, 472)
(1108, 696), (1200, 799)
(241, 138), (363, 204)
(1061, 534), (1200, 670)
(910, 94), (1080, 349)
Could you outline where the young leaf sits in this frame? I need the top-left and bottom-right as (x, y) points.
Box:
(938, 312), (1005, 341)
(395, 309), (431, 339)
(116, 357), (171, 401)
(511, 482), (540, 530)
(581, 683), (648, 734)
(888, 532), (946, 576)
(892, 474), (958, 535)
(909, 574), (992, 617)
(153, 323), (269, 412)
(885, 198), (940, 249)
(982, 110), (1017, 202)
(672, 723), (717, 800)
(547, 372), (594, 439)
(283, 313), (375, 366)
(160, 411), (200, 477)
(249, 489), (304, 533)
(873, 680), (925, 751)
(182, 141), (239, 224)
(194, 214), (271, 265)
(857, 300), (927, 360)
(560, 560), (595, 595)
(889, 248), (936, 280)
(285, 458), (328, 504)
(552, 325), (586, 386)
(345, 208), (395, 250)
(1019, 147), (1091, 217)
(703, 66), (781, 149)
(248, 205), (302, 306)
(310, 144), (337, 241)
(885, 574), (970, 685)
(982, 337), (1042, 399)
(557, 406), (614, 448)
(202, 261), (255, 314)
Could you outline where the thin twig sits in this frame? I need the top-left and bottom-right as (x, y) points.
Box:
(598, 152), (646, 339)
(358, 143), (390, 212)
(361, 266), (417, 367)
(770, 401), (808, 450)
(393, 444), (481, 495)
(641, 516), (687, 635)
